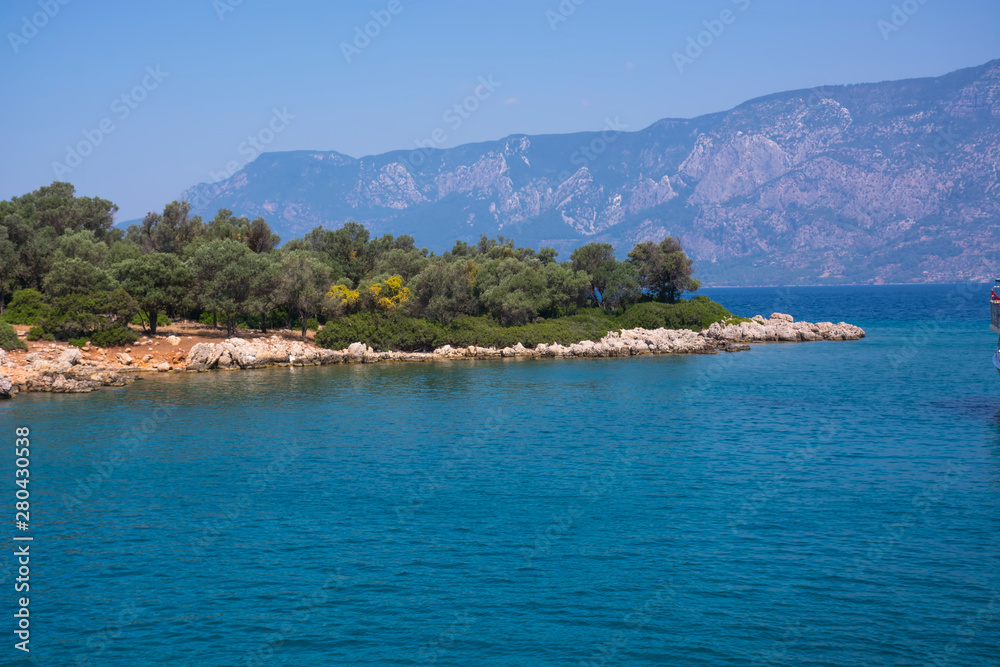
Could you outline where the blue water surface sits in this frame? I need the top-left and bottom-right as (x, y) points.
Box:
(1, 285), (998, 666)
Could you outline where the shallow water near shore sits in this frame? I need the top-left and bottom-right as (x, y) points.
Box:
(2, 284), (999, 665)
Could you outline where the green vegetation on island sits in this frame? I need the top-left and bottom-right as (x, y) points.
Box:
(0, 182), (741, 352)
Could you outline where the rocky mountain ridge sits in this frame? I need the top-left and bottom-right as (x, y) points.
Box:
(181, 59), (1000, 285)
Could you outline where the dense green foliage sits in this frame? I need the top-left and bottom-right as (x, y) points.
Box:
(0, 321), (26, 351)
(0, 289), (50, 325)
(615, 297), (747, 331)
(1, 181), (712, 346)
(89, 326), (140, 348)
(315, 297), (738, 351)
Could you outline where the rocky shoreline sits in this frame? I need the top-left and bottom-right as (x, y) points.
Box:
(0, 313), (864, 398)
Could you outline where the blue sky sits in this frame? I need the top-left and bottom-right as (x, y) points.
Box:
(1, 0), (997, 221)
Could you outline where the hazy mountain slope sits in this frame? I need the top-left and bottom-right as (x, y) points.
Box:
(181, 59), (1000, 285)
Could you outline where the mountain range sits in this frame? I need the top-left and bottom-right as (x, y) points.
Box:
(180, 59), (1000, 285)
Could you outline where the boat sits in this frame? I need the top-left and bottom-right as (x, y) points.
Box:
(991, 279), (1000, 373)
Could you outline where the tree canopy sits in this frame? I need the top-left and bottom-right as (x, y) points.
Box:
(0, 182), (704, 344)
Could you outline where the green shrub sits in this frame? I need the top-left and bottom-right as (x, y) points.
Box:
(1, 289), (50, 325)
(315, 312), (445, 351)
(306, 317), (321, 332)
(315, 309), (614, 351)
(0, 321), (26, 351)
(25, 326), (54, 342)
(90, 326), (140, 348)
(40, 289), (139, 341)
(68, 337), (88, 348)
(441, 310), (613, 348)
(314, 298), (740, 351)
(614, 296), (740, 331)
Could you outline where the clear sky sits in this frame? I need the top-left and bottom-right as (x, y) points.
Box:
(1, 0), (997, 221)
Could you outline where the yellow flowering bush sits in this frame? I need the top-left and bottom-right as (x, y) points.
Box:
(367, 275), (410, 311)
(323, 284), (360, 317)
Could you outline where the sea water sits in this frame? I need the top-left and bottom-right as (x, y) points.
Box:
(1, 285), (997, 665)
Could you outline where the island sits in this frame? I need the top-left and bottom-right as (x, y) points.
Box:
(0, 183), (864, 399)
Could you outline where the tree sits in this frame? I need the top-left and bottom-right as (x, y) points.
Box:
(246, 218), (280, 253)
(329, 222), (373, 284)
(538, 247), (559, 266)
(202, 208), (240, 242)
(541, 262), (589, 317)
(1, 209), (57, 290)
(408, 260), (478, 323)
(293, 222), (372, 284)
(248, 253), (282, 333)
(278, 251), (332, 339)
(106, 240), (142, 265)
(0, 226), (16, 313)
(571, 242), (617, 306)
(129, 201), (201, 255)
(55, 229), (109, 266)
(189, 239), (255, 336)
(12, 182), (119, 240)
(112, 253), (192, 335)
(627, 237), (701, 303)
(473, 257), (549, 325)
(374, 248), (429, 280)
(601, 262), (641, 312)
(43, 258), (115, 298)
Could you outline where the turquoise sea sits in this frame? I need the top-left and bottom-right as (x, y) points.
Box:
(2, 284), (998, 666)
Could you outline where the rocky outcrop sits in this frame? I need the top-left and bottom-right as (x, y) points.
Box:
(22, 369), (134, 393)
(0, 375), (13, 399)
(1, 314), (864, 398)
(4, 343), (136, 396)
(185, 337), (345, 371)
(704, 313), (865, 343)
